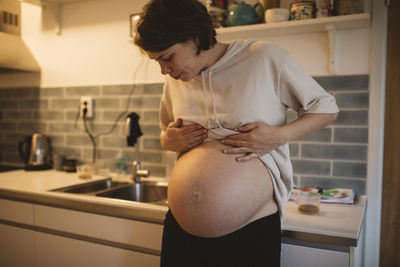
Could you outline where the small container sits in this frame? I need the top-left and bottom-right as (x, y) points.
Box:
(76, 162), (94, 179)
(52, 154), (65, 171)
(316, 0), (334, 17)
(296, 191), (321, 214)
(265, 8), (290, 23)
(63, 158), (77, 172)
(290, 1), (316, 21)
(334, 0), (363, 15)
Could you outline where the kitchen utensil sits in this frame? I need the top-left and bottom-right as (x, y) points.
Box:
(225, 1), (263, 26)
(18, 132), (52, 170)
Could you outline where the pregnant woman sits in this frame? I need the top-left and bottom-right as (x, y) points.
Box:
(134, 0), (339, 266)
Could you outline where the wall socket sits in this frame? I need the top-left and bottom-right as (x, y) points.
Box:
(80, 96), (94, 118)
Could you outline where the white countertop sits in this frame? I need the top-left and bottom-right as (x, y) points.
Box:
(0, 169), (169, 223)
(0, 170), (365, 247)
(283, 196), (366, 246)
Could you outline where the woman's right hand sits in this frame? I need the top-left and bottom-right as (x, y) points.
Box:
(161, 118), (208, 152)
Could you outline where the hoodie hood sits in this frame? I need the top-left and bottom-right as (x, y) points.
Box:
(207, 39), (257, 72)
(200, 39), (256, 137)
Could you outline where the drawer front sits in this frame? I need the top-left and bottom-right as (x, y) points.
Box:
(0, 198), (34, 225)
(35, 231), (160, 267)
(35, 204), (163, 251)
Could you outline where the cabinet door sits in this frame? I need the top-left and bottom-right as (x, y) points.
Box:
(281, 243), (349, 267)
(0, 224), (34, 267)
(35, 231), (160, 267)
(0, 198), (34, 224)
(35, 204), (163, 251)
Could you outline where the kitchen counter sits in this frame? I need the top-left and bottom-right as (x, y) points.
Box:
(0, 170), (168, 223)
(0, 169), (366, 248)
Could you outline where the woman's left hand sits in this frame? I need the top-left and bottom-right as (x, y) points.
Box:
(221, 122), (288, 162)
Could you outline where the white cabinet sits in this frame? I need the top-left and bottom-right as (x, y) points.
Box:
(0, 198), (35, 267)
(34, 204), (164, 251)
(35, 231), (159, 267)
(0, 224), (35, 267)
(281, 243), (349, 267)
(0, 198), (34, 224)
(34, 204), (163, 266)
(0, 198), (163, 267)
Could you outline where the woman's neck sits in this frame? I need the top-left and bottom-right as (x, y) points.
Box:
(200, 42), (229, 71)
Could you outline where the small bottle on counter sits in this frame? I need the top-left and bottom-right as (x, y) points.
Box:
(115, 152), (129, 178)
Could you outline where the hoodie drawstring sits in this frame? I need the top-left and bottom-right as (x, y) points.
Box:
(201, 70), (224, 129)
(201, 71), (212, 129)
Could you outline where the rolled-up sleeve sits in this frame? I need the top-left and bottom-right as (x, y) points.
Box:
(279, 53), (339, 116)
(159, 83), (174, 137)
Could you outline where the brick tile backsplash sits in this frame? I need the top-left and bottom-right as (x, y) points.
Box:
(103, 84), (143, 95)
(291, 159), (331, 176)
(0, 75), (369, 194)
(334, 128), (368, 143)
(301, 144), (367, 161)
(333, 162), (367, 178)
(334, 92), (369, 108)
(332, 110), (368, 125)
(66, 86), (101, 96)
(314, 75), (369, 91)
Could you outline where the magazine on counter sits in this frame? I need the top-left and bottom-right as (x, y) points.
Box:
(289, 188), (355, 204)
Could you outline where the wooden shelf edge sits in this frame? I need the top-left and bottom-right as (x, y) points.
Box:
(216, 13), (371, 38)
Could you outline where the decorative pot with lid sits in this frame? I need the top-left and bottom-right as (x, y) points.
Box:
(225, 1), (263, 26)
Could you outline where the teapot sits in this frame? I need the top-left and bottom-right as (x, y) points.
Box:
(225, 1), (263, 26)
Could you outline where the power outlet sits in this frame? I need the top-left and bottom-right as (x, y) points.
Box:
(80, 96), (94, 118)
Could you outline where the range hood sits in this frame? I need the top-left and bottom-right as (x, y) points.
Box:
(0, 0), (40, 73)
(0, 32), (40, 73)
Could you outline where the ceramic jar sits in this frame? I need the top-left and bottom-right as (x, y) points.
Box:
(290, 1), (316, 20)
(225, 1), (264, 26)
(265, 8), (290, 23)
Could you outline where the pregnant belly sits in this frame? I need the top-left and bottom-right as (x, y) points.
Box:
(168, 141), (277, 238)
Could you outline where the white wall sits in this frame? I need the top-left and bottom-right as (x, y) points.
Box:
(10, 0), (370, 88)
(20, 0), (162, 87)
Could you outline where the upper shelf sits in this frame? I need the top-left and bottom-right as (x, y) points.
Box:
(20, 0), (87, 4)
(216, 13), (370, 40)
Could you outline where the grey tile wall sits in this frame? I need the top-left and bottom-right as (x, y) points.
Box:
(0, 83), (166, 177)
(290, 75), (369, 194)
(0, 75), (368, 194)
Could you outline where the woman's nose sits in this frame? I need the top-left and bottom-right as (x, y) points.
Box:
(159, 61), (172, 75)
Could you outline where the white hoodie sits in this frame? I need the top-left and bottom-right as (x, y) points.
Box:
(159, 39), (339, 217)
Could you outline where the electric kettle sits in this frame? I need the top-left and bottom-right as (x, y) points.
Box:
(18, 132), (52, 170)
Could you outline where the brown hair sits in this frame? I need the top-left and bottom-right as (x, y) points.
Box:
(134, 0), (217, 54)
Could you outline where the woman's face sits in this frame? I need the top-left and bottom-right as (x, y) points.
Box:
(146, 40), (203, 82)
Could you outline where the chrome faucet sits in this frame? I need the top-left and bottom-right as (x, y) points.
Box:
(132, 160), (149, 183)
(125, 112), (150, 183)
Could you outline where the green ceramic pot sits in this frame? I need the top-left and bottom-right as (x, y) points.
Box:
(225, 1), (264, 26)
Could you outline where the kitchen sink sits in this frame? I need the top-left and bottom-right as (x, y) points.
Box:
(97, 183), (168, 204)
(52, 179), (168, 205)
(52, 179), (129, 195)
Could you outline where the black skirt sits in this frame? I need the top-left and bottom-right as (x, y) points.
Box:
(160, 209), (281, 267)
